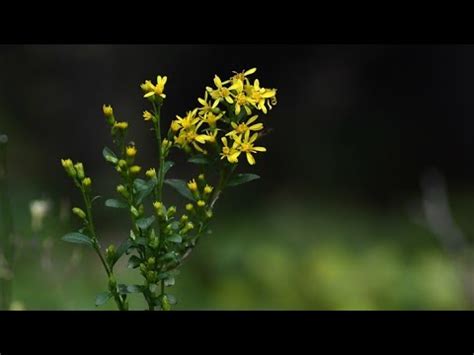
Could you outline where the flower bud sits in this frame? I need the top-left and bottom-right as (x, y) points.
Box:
(204, 184), (214, 194)
(102, 104), (115, 125)
(72, 207), (86, 220)
(129, 165), (141, 174)
(187, 179), (198, 192)
(180, 214), (189, 222)
(143, 110), (153, 121)
(197, 200), (206, 208)
(185, 203), (194, 211)
(171, 120), (180, 132)
(167, 206), (176, 217)
(146, 168), (156, 179)
(106, 244), (116, 265)
(82, 177), (92, 187)
(74, 162), (85, 180)
(198, 174), (205, 182)
(61, 158), (76, 178)
(126, 145), (137, 159)
(130, 206), (139, 218)
(205, 210), (213, 219)
(147, 257), (156, 267)
(161, 295), (171, 311)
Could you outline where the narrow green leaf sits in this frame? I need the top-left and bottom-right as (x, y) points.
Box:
(95, 292), (112, 307)
(62, 232), (93, 247)
(136, 179), (156, 204)
(167, 234), (182, 243)
(136, 215), (155, 230)
(163, 161), (174, 175)
(128, 255), (141, 269)
(118, 284), (143, 294)
(227, 173), (260, 187)
(188, 155), (210, 165)
(103, 147), (118, 164)
(114, 239), (132, 264)
(105, 198), (128, 209)
(164, 179), (194, 201)
(91, 195), (102, 204)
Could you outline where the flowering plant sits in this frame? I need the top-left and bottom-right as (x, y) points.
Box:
(61, 68), (277, 310)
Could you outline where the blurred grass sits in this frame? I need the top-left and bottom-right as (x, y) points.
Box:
(7, 190), (473, 310)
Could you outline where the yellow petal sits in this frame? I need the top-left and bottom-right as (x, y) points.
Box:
(253, 146), (266, 152)
(214, 75), (222, 88)
(246, 152), (255, 165)
(249, 123), (263, 131)
(244, 68), (257, 76)
(225, 96), (234, 104)
(246, 115), (259, 125)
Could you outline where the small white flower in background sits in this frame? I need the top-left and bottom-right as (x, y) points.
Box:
(29, 199), (51, 232)
(9, 300), (25, 310)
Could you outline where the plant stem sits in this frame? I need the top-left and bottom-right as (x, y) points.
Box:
(80, 186), (126, 311)
(0, 137), (13, 310)
(152, 101), (167, 309)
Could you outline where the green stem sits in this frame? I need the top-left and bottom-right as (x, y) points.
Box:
(152, 101), (167, 310)
(80, 186), (126, 311)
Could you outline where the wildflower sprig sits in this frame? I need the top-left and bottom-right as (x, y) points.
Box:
(60, 68), (277, 310)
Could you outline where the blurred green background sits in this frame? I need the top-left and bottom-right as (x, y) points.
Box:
(2, 44), (474, 309)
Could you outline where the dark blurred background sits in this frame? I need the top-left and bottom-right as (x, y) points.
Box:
(2, 44), (474, 309)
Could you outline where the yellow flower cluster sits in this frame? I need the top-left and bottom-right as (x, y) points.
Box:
(170, 68), (277, 165)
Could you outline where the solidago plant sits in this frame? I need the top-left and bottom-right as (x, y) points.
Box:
(61, 68), (277, 310)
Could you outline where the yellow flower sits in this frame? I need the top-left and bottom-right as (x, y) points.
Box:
(220, 137), (239, 163)
(170, 120), (181, 132)
(153, 201), (162, 210)
(142, 75), (167, 100)
(113, 121), (128, 130)
(226, 115), (263, 137)
(143, 110), (153, 121)
(230, 68), (257, 84)
(206, 75), (240, 106)
(233, 130), (266, 165)
(102, 104), (114, 117)
(204, 129), (219, 144)
(126, 146), (137, 157)
(197, 91), (219, 113)
(175, 109), (200, 130)
(146, 168), (156, 178)
(174, 125), (212, 154)
(246, 79), (277, 114)
(201, 112), (223, 127)
(187, 179), (198, 191)
(204, 185), (213, 194)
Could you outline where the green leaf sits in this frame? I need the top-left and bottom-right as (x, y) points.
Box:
(133, 178), (148, 191)
(136, 215), (155, 230)
(114, 239), (132, 263)
(164, 179), (194, 201)
(62, 232), (93, 247)
(188, 155), (210, 165)
(163, 161), (174, 175)
(164, 277), (175, 287)
(227, 173), (260, 187)
(118, 284), (143, 294)
(95, 292), (112, 307)
(158, 252), (178, 263)
(105, 198), (128, 209)
(157, 272), (171, 281)
(136, 179), (156, 204)
(91, 195), (102, 204)
(128, 255), (141, 269)
(167, 234), (182, 243)
(167, 221), (181, 232)
(103, 147), (118, 164)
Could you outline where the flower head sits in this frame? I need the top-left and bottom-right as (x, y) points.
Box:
(142, 75), (167, 100)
